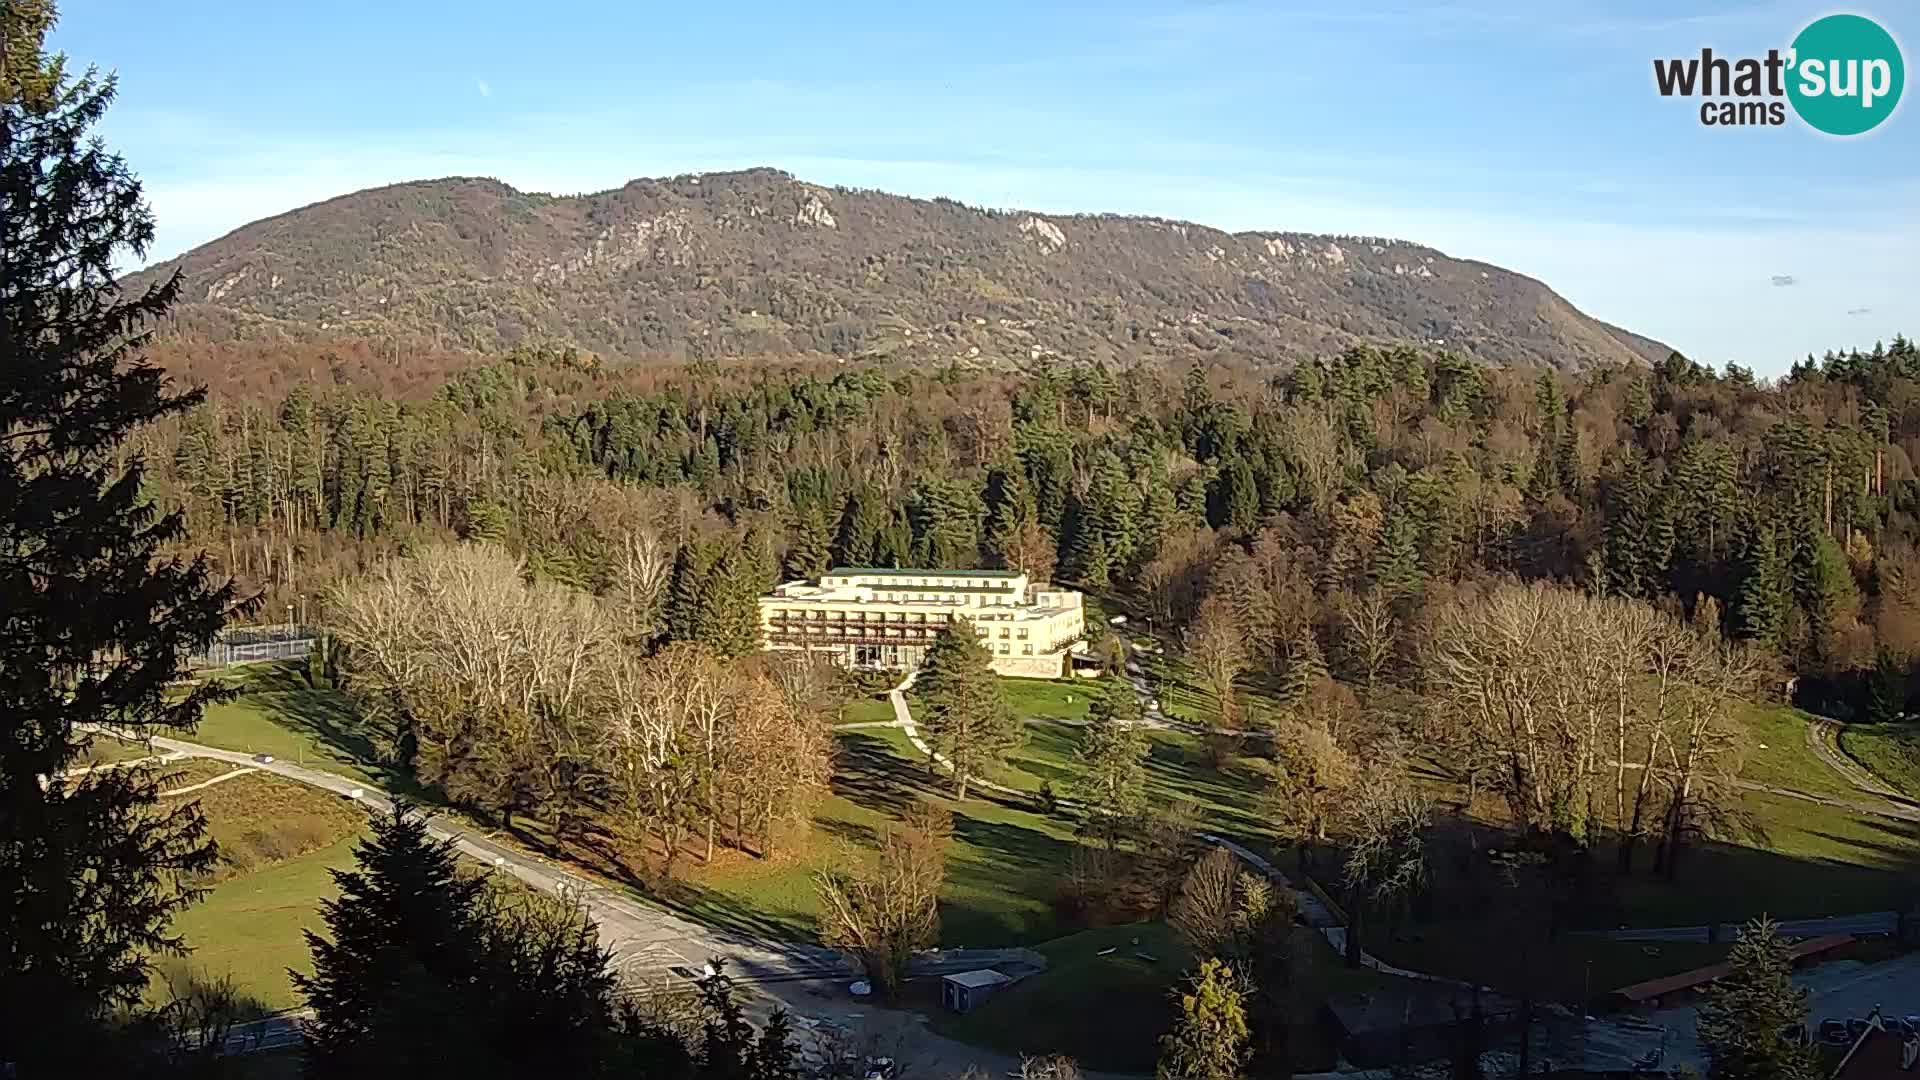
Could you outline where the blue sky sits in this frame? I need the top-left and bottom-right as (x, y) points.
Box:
(54, 0), (1917, 374)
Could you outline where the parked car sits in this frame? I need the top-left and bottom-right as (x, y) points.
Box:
(252, 753), (274, 764)
(862, 1057), (897, 1080)
(1850, 1018), (1873, 1041)
(1779, 1024), (1809, 1047)
(1821, 1019), (1852, 1045)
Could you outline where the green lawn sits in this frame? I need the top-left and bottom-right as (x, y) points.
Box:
(673, 729), (1086, 947)
(889, 693), (1274, 841)
(1374, 928), (1731, 1002)
(1137, 652), (1285, 730)
(188, 665), (396, 788)
(1735, 703), (1856, 799)
(1839, 722), (1920, 798)
(78, 730), (159, 767)
(836, 695), (896, 726)
(1601, 790), (1920, 926)
(160, 833), (358, 1012)
(147, 766), (373, 1012)
(930, 922), (1190, 1072)
(1001, 678), (1095, 724)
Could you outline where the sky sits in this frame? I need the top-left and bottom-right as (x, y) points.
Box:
(52, 0), (1918, 375)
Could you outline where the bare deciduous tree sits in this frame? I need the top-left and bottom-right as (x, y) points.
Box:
(1422, 580), (1754, 871)
(1184, 595), (1249, 731)
(814, 803), (951, 999)
(1261, 716), (1355, 870)
(1339, 588), (1398, 697)
(610, 527), (672, 645)
(1169, 846), (1240, 958)
(1338, 770), (1430, 967)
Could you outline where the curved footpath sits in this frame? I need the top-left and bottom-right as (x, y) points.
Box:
(1807, 716), (1920, 811)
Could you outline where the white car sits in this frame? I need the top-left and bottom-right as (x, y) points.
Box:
(252, 753), (274, 764)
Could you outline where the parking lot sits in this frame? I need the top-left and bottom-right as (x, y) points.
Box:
(1581, 950), (1920, 1072)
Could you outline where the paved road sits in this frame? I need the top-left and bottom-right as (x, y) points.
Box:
(136, 730), (850, 989)
(1808, 717), (1920, 822)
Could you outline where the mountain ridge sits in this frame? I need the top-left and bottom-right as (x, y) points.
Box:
(131, 167), (1668, 371)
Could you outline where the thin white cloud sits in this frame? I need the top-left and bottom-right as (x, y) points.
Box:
(475, 78), (491, 99)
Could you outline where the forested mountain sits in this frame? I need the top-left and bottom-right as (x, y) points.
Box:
(149, 335), (1920, 716)
(130, 168), (1664, 371)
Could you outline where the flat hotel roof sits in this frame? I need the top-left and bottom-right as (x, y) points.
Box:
(826, 567), (1024, 579)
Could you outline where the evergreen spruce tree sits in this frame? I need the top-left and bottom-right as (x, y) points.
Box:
(698, 545), (764, 658)
(833, 487), (882, 567)
(1734, 515), (1788, 644)
(916, 621), (1020, 801)
(1086, 448), (1143, 574)
(297, 803), (743, 1079)
(782, 504), (832, 581)
(294, 804), (489, 1077)
(1060, 490), (1111, 587)
(1867, 646), (1906, 725)
(1524, 373), (1564, 506)
(1623, 376), (1653, 428)
(1156, 958), (1252, 1080)
(1695, 918), (1819, 1080)
(1071, 680), (1149, 848)
(1603, 451), (1672, 598)
(983, 454), (1036, 567)
(1554, 400), (1581, 499)
(1280, 630), (1329, 708)
(667, 539), (717, 642)
(1207, 455), (1260, 532)
(1524, 433), (1561, 507)
(1, 11), (241, 1068)
(1369, 510), (1424, 599)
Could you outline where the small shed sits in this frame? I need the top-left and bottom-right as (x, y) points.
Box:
(941, 969), (1012, 1014)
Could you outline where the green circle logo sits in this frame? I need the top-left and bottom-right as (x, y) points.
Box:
(1787, 14), (1904, 135)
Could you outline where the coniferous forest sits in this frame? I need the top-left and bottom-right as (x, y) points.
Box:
(146, 336), (1920, 717)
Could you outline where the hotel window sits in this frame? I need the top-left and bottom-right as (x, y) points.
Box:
(1017, 629), (1028, 640)
(1023, 645), (1033, 655)
(997, 628), (1009, 639)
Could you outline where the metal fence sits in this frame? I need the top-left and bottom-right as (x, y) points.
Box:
(189, 625), (321, 669)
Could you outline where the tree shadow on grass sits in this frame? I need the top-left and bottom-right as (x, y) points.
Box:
(833, 733), (951, 817)
(223, 663), (411, 786)
(942, 813), (1077, 944)
(1140, 744), (1267, 836)
(652, 876), (820, 945)
(1006, 726), (1083, 789)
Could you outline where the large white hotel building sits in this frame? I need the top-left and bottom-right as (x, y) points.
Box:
(758, 568), (1087, 678)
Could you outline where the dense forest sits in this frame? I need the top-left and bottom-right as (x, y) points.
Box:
(143, 335), (1920, 716)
